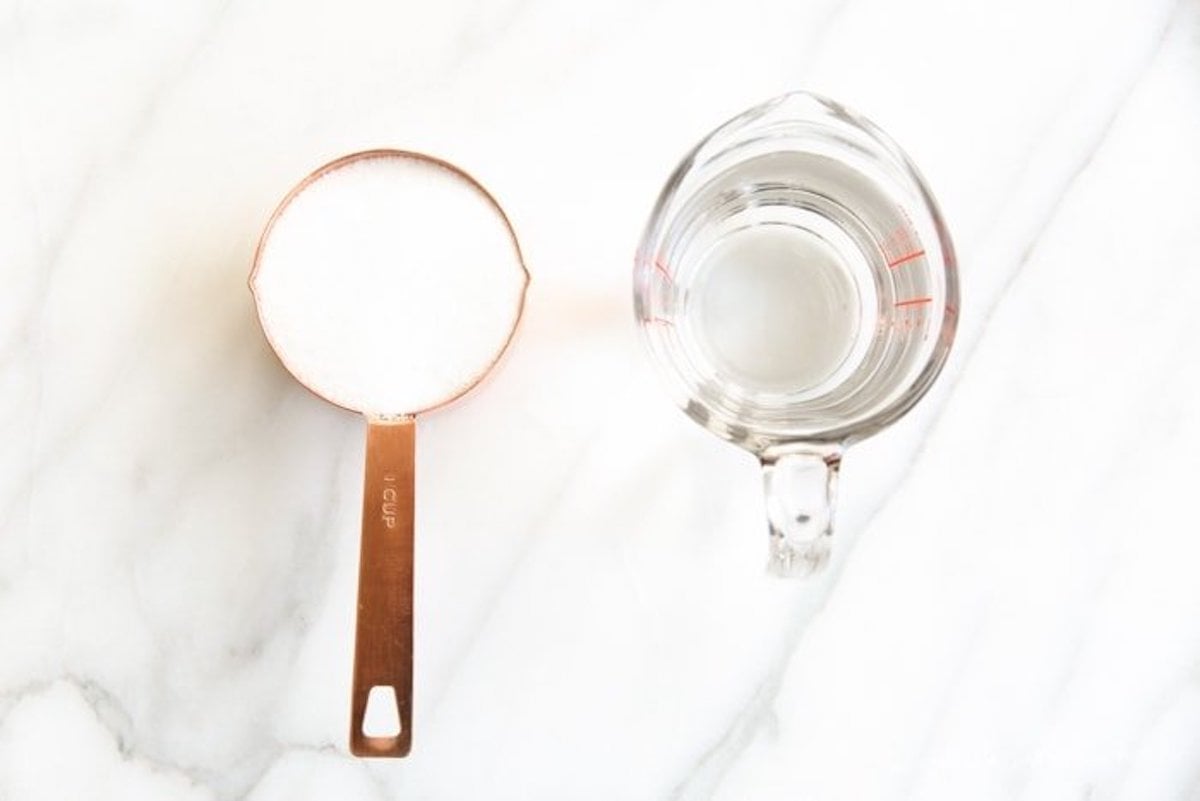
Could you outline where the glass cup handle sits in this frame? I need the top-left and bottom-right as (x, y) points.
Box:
(760, 447), (841, 577)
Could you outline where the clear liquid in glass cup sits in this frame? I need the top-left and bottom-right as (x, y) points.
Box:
(635, 92), (958, 576)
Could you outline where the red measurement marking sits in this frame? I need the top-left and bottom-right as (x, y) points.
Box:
(647, 316), (674, 326)
(887, 250), (926, 269)
(894, 297), (933, 308)
(634, 249), (674, 284)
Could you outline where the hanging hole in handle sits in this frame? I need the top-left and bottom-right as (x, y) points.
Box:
(362, 685), (402, 738)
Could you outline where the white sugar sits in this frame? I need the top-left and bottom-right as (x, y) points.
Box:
(253, 155), (527, 416)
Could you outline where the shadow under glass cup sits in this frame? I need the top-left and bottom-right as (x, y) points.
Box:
(634, 92), (958, 576)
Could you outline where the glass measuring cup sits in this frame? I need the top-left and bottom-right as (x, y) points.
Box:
(634, 92), (958, 576)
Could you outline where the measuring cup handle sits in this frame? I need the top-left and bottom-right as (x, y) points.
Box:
(350, 417), (415, 757)
(760, 448), (841, 577)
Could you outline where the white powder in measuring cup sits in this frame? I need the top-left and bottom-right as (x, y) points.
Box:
(252, 155), (527, 416)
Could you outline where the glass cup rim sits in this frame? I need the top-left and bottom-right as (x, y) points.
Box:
(634, 91), (959, 451)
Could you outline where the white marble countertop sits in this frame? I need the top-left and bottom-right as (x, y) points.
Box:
(3, 0), (1199, 798)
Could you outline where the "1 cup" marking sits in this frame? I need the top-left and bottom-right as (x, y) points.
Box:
(381, 474), (398, 529)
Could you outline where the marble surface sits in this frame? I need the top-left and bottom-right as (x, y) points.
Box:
(2, 0), (1199, 798)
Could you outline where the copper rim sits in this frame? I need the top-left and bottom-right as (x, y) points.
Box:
(248, 148), (531, 417)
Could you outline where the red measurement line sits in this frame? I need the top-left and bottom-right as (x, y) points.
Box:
(648, 316), (674, 326)
(894, 297), (933, 308)
(653, 258), (673, 283)
(887, 249), (926, 269)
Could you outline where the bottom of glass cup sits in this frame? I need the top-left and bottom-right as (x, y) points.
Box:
(684, 212), (875, 400)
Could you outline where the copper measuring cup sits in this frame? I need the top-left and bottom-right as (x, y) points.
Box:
(250, 150), (528, 756)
